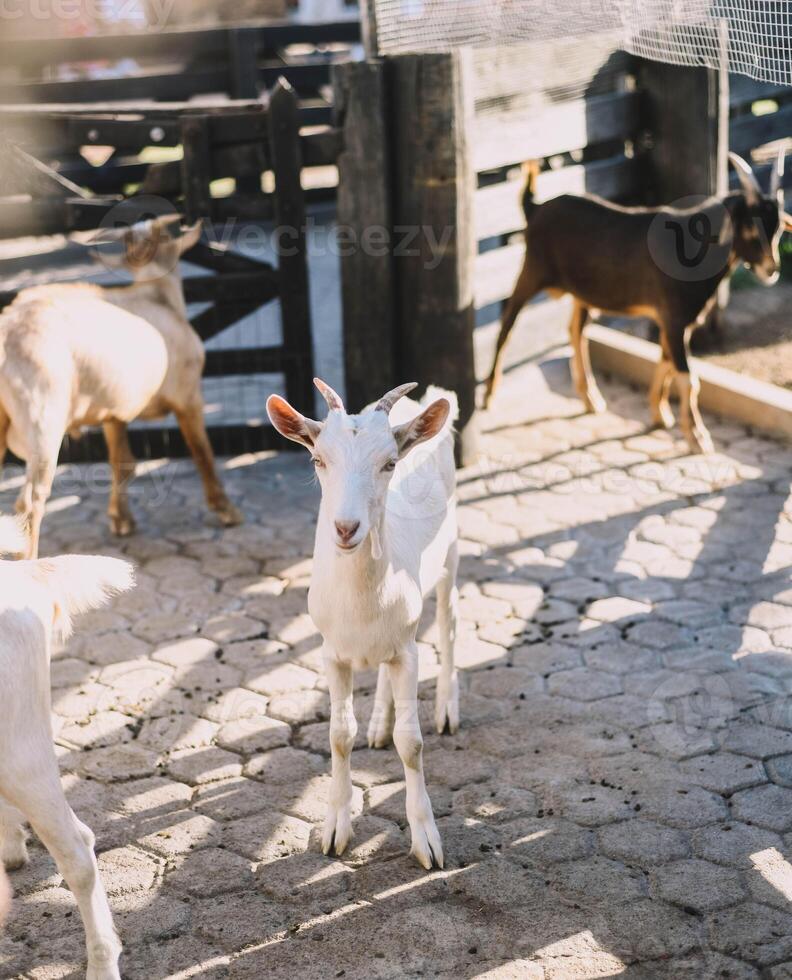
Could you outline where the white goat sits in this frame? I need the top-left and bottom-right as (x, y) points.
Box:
(267, 378), (460, 869)
(0, 216), (242, 558)
(0, 516), (134, 979)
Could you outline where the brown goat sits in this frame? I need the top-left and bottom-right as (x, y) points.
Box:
(485, 152), (791, 453)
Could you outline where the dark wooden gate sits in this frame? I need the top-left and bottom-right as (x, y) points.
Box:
(0, 81), (323, 461)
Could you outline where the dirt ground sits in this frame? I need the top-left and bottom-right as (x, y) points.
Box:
(621, 282), (792, 391)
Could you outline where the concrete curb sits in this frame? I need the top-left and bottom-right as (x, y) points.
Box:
(588, 323), (792, 442)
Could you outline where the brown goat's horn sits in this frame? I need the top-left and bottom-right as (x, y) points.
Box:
(770, 147), (785, 204)
(313, 378), (344, 412)
(375, 382), (418, 415)
(729, 151), (761, 205)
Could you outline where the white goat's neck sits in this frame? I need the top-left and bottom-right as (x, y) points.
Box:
(106, 272), (188, 322)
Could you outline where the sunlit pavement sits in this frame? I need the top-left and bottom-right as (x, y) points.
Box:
(2, 360), (792, 979)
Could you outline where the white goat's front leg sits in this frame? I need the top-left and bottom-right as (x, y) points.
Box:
(322, 650), (357, 857)
(435, 543), (460, 735)
(389, 643), (443, 870)
(0, 797), (28, 870)
(17, 453), (57, 559)
(2, 766), (121, 979)
(367, 663), (395, 748)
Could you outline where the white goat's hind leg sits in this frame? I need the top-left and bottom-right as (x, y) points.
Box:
(174, 401), (243, 526)
(103, 420), (137, 537)
(2, 767), (121, 980)
(322, 650), (357, 857)
(0, 797), (28, 870)
(367, 664), (395, 748)
(20, 454), (57, 559)
(435, 543), (460, 735)
(389, 644), (443, 870)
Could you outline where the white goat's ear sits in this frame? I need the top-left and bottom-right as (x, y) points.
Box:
(177, 220), (202, 255)
(392, 398), (450, 457)
(267, 394), (321, 449)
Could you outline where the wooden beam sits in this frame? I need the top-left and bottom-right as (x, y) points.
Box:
(268, 77), (315, 415)
(475, 156), (640, 241)
(390, 51), (479, 464)
(473, 91), (639, 173)
(332, 59), (395, 410)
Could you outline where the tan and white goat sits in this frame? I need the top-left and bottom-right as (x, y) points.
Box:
(0, 217), (242, 558)
(0, 517), (134, 979)
(267, 379), (460, 870)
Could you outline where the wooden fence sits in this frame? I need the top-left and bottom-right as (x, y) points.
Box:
(335, 45), (792, 464)
(0, 82), (318, 462)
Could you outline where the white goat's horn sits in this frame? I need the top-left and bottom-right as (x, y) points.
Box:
(770, 147), (785, 203)
(729, 151), (761, 204)
(375, 382), (418, 414)
(313, 378), (344, 412)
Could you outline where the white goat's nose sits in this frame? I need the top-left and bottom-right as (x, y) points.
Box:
(335, 520), (360, 542)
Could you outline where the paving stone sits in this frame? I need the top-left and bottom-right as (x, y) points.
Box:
(599, 819), (691, 869)
(167, 746), (243, 785)
(553, 855), (648, 906)
(639, 785), (729, 829)
(169, 846), (255, 897)
(215, 715), (292, 755)
(650, 858), (746, 912)
(731, 783), (792, 832)
(221, 811), (312, 863)
(709, 901), (792, 965)
(137, 811), (222, 858)
(546, 667), (623, 701)
(692, 821), (783, 868)
(678, 753), (767, 794)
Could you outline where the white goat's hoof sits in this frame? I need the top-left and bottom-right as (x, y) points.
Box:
(435, 672), (460, 735)
(2, 835), (29, 871)
(109, 515), (136, 537)
(214, 501), (244, 527)
(409, 814), (444, 871)
(367, 700), (394, 749)
(86, 961), (121, 980)
(322, 807), (352, 857)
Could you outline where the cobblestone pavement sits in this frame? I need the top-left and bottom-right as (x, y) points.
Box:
(1, 363), (792, 980)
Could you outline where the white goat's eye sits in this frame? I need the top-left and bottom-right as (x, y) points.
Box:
(312, 457), (325, 468)
(382, 459), (397, 472)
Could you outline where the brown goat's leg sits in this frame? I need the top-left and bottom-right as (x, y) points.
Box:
(649, 358), (675, 429)
(483, 262), (541, 409)
(103, 420), (137, 537)
(677, 372), (714, 455)
(568, 302), (606, 414)
(174, 403), (243, 527)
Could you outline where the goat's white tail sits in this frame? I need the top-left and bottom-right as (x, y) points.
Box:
(0, 516), (26, 556)
(33, 555), (135, 639)
(423, 386), (459, 430)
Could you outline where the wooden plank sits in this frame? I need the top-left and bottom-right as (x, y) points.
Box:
(729, 74), (792, 110)
(332, 60), (395, 410)
(473, 91), (639, 173)
(228, 28), (260, 100)
(0, 20), (361, 70)
(183, 269), (278, 305)
(730, 104), (792, 158)
(203, 346), (287, 377)
(475, 242), (523, 310)
(390, 51), (478, 464)
(637, 60), (724, 203)
(180, 115), (212, 224)
(268, 77), (314, 415)
(0, 197), (120, 239)
(472, 37), (630, 109)
(475, 156), (639, 240)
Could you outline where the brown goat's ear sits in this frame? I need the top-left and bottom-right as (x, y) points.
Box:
(266, 395), (321, 449)
(393, 398), (450, 457)
(782, 212), (792, 233)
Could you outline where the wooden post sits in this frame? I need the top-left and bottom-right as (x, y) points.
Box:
(333, 60), (396, 409)
(637, 59), (726, 203)
(359, 0), (380, 59)
(269, 77), (315, 415)
(389, 51), (478, 465)
(228, 28), (259, 100)
(179, 114), (212, 224)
